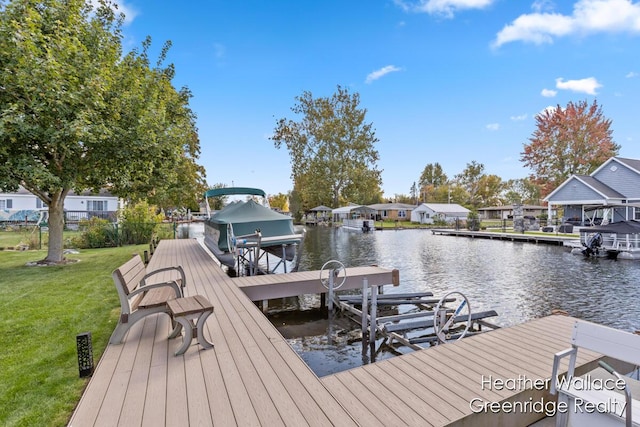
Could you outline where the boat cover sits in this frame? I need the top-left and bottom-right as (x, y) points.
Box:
(584, 220), (640, 234)
(206, 200), (298, 251)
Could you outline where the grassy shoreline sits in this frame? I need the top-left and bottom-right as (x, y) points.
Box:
(0, 245), (146, 427)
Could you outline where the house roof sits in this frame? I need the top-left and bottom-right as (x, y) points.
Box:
(544, 174), (625, 202)
(415, 203), (470, 215)
(368, 203), (416, 210)
(478, 205), (546, 212)
(8, 185), (116, 198)
(332, 205), (377, 215)
(309, 205), (332, 212)
(594, 157), (640, 177)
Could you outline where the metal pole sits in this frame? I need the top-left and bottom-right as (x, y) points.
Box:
(361, 278), (368, 343)
(370, 284), (377, 358)
(328, 270), (334, 312)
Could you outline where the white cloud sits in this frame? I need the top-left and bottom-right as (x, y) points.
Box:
(394, 0), (495, 18)
(532, 0), (556, 13)
(510, 114), (528, 121)
(365, 65), (402, 84)
(493, 0), (640, 48)
(541, 88), (557, 97)
(539, 105), (559, 116)
(486, 123), (500, 131)
(555, 77), (602, 95)
(626, 71), (639, 78)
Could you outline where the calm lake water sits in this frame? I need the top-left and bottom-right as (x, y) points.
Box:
(187, 223), (640, 376)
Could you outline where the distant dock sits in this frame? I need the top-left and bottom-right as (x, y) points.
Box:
(431, 229), (576, 246)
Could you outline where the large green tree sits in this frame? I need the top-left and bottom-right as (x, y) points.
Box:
(503, 178), (542, 205)
(418, 162), (449, 203)
(271, 85), (382, 209)
(0, 0), (204, 263)
(521, 99), (619, 196)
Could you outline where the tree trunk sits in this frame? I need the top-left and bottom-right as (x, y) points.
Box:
(45, 193), (66, 263)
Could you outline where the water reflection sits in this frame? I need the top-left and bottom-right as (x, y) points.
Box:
(299, 226), (640, 331)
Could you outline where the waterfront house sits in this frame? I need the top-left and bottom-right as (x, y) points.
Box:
(478, 204), (547, 220)
(0, 186), (119, 224)
(367, 203), (415, 221)
(410, 203), (470, 224)
(544, 156), (640, 225)
(331, 203), (377, 222)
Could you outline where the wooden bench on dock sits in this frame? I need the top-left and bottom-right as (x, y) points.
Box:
(109, 254), (186, 344)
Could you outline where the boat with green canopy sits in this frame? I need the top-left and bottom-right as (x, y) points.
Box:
(203, 187), (304, 275)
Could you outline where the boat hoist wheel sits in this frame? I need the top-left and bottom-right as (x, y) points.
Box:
(433, 291), (472, 344)
(319, 260), (347, 290)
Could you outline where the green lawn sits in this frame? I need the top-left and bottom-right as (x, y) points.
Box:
(0, 244), (146, 427)
(0, 228), (82, 250)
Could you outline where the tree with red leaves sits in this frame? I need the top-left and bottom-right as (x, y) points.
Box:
(521, 100), (619, 196)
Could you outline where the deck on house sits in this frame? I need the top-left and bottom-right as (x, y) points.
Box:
(69, 239), (602, 426)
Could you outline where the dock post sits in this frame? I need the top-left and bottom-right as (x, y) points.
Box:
(328, 273), (334, 312)
(361, 278), (369, 343)
(370, 284), (377, 358)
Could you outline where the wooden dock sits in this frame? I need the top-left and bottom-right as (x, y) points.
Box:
(69, 239), (602, 426)
(233, 265), (399, 301)
(431, 229), (575, 246)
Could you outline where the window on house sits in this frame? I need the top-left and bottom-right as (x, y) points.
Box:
(398, 210), (406, 218)
(87, 200), (107, 211)
(36, 199), (43, 209)
(635, 207), (640, 221)
(0, 199), (12, 209)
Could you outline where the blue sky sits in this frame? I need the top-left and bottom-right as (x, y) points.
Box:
(116, 0), (640, 199)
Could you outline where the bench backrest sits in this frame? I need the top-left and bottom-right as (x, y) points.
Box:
(573, 320), (640, 366)
(113, 254), (146, 295)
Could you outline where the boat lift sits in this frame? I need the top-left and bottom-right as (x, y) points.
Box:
(227, 223), (303, 276)
(319, 260), (500, 356)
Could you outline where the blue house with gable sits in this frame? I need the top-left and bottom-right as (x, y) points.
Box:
(544, 157), (640, 225)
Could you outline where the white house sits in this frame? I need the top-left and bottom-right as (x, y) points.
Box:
(410, 203), (470, 224)
(0, 186), (119, 223)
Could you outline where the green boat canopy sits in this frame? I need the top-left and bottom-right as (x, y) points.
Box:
(204, 187), (266, 198)
(206, 200), (297, 251)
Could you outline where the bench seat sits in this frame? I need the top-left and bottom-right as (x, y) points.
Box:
(110, 253), (186, 344)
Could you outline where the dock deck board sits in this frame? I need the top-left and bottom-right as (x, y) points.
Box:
(69, 239), (603, 426)
(322, 314), (602, 426)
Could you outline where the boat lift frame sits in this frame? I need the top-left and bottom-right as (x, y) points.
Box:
(321, 265), (500, 354)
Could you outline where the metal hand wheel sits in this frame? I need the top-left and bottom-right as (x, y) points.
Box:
(433, 291), (472, 343)
(319, 260), (347, 290)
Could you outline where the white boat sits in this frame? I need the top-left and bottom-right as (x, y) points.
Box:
(203, 187), (304, 275)
(572, 220), (640, 260)
(342, 218), (375, 232)
(332, 204), (377, 232)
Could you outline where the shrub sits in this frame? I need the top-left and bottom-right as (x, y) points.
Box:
(72, 217), (118, 248)
(119, 201), (164, 245)
(467, 211), (480, 231)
